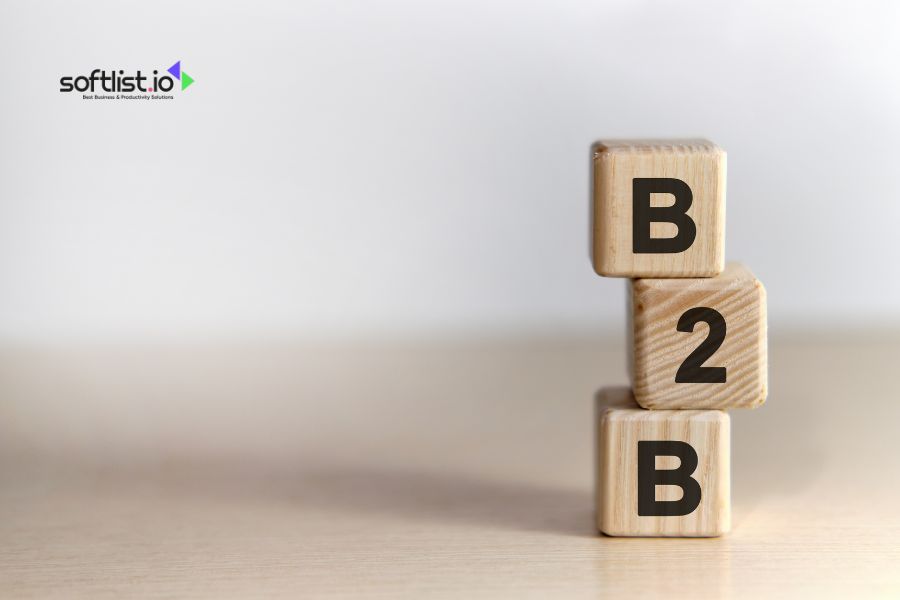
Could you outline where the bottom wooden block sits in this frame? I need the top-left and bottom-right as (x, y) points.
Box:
(595, 387), (730, 537)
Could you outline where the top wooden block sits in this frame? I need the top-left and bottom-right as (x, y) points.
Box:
(592, 139), (726, 278)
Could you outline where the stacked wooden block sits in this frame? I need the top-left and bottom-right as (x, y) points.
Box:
(592, 139), (767, 537)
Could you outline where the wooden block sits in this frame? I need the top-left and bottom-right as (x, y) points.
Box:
(595, 386), (730, 537)
(592, 139), (726, 278)
(630, 262), (767, 409)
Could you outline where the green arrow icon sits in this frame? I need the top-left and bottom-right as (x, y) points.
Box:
(181, 71), (194, 91)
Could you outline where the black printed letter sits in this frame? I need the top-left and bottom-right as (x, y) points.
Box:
(637, 440), (702, 516)
(632, 178), (696, 253)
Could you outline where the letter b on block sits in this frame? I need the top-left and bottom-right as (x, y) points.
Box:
(596, 387), (730, 537)
(632, 178), (696, 254)
(637, 441), (702, 517)
(592, 139), (725, 277)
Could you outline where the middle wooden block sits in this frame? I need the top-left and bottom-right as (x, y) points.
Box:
(630, 262), (768, 409)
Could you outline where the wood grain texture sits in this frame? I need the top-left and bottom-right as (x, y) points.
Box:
(2, 336), (900, 598)
(592, 139), (725, 277)
(596, 387), (730, 537)
(631, 262), (768, 409)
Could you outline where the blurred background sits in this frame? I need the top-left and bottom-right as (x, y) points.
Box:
(2, 0), (899, 467)
(3, 2), (900, 596)
(1, 0), (899, 465)
(2, 0), (900, 344)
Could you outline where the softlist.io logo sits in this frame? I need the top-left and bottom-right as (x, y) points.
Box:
(59, 60), (195, 101)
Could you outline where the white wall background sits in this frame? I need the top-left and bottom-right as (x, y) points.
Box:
(1, 0), (898, 341)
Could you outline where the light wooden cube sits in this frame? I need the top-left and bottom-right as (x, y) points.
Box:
(630, 262), (767, 409)
(595, 386), (730, 537)
(592, 139), (725, 278)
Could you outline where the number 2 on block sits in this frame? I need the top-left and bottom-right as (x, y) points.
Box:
(674, 307), (727, 383)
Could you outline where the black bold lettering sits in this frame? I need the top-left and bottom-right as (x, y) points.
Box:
(632, 178), (696, 253)
(637, 440), (702, 516)
(135, 71), (147, 92)
(675, 307), (727, 383)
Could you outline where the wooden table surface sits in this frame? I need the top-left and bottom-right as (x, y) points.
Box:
(1, 333), (898, 598)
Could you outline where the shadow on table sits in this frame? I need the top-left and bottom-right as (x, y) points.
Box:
(93, 459), (597, 538)
(278, 465), (596, 538)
